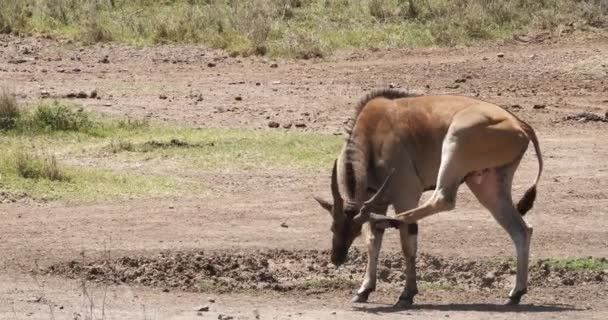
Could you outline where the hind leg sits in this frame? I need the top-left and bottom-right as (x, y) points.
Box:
(466, 159), (533, 305)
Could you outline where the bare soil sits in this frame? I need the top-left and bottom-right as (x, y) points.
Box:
(1, 33), (607, 319)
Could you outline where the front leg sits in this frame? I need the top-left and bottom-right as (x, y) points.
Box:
(352, 223), (384, 303)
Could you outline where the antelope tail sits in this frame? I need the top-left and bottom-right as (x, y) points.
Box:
(516, 122), (543, 216)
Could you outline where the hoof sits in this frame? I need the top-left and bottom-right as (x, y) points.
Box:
(394, 297), (414, 309)
(505, 289), (527, 305)
(351, 290), (372, 303)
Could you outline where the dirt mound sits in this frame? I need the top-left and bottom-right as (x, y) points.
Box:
(46, 249), (605, 293)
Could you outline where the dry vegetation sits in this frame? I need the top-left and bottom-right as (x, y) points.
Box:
(0, 0), (606, 57)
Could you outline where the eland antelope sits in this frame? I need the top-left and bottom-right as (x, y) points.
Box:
(314, 89), (542, 307)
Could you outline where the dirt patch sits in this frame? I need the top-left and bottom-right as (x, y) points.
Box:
(46, 249), (606, 294)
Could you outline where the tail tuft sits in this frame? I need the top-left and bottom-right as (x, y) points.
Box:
(516, 186), (537, 216)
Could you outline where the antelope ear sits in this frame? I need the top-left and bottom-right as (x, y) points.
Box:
(313, 196), (333, 213)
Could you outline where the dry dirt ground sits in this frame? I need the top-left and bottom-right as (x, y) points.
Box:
(1, 33), (607, 319)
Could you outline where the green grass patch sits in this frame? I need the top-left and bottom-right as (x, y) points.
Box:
(300, 277), (358, 290)
(101, 128), (342, 172)
(540, 257), (608, 272)
(0, 95), (341, 201)
(1, 0), (606, 57)
(419, 281), (459, 291)
(0, 148), (184, 201)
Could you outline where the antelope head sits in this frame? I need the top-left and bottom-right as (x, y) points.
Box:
(314, 162), (396, 266)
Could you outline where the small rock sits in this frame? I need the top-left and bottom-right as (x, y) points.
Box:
(255, 82), (261, 86)
(497, 53), (505, 58)
(77, 91), (88, 99)
(605, 111), (608, 119)
(99, 56), (110, 64)
(280, 222), (289, 228)
(268, 121), (280, 128)
(8, 59), (27, 64)
(90, 90), (98, 99)
(197, 306), (210, 312)
(159, 95), (168, 100)
(162, 288), (170, 292)
(455, 78), (466, 83)
(283, 123), (292, 129)
(330, 311), (337, 315)
(235, 96), (242, 101)
(389, 83), (397, 88)
(295, 122), (307, 128)
(73, 68), (81, 72)
(272, 80), (281, 85)
(207, 62), (216, 68)
(482, 271), (496, 287)
(510, 104), (522, 109)
(446, 84), (460, 89)
(103, 103), (112, 107)
(533, 104), (546, 109)
(562, 278), (575, 286)
(270, 63), (278, 68)
(168, 205), (175, 209)
(40, 91), (50, 98)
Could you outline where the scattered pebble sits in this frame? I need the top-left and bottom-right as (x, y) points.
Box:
(446, 84), (459, 89)
(510, 104), (522, 109)
(90, 90), (98, 99)
(294, 122), (307, 128)
(281, 222), (289, 228)
(283, 123), (292, 129)
(533, 104), (546, 109)
(197, 305), (210, 312)
(208, 298), (216, 303)
(497, 53), (505, 58)
(268, 121), (280, 128)
(455, 78), (466, 83)
(159, 95), (168, 100)
(270, 63), (278, 68)
(235, 96), (242, 101)
(207, 62), (216, 68)
(99, 56), (110, 64)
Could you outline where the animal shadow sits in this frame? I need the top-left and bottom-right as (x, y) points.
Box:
(355, 302), (580, 314)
